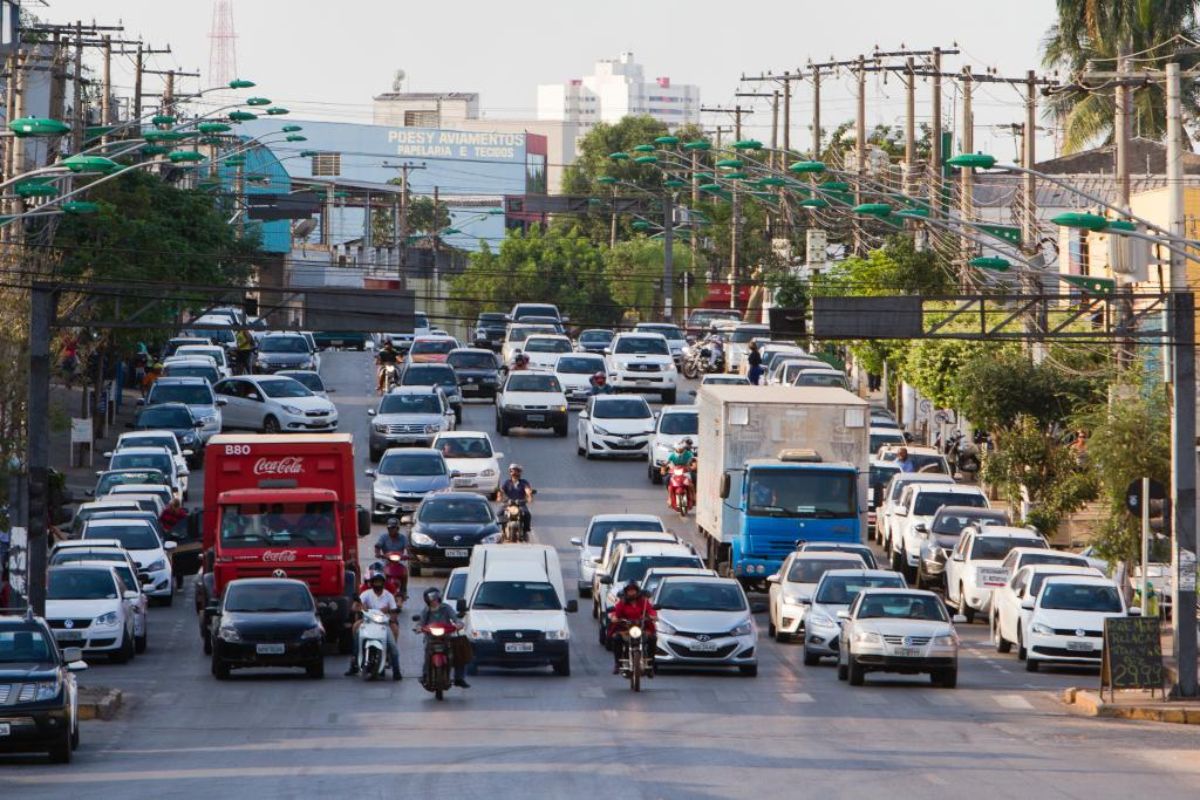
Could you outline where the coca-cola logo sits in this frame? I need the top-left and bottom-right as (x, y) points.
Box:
(253, 457), (305, 476)
(262, 550), (298, 562)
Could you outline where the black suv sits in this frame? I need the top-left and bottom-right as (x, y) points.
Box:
(473, 312), (508, 351)
(0, 614), (85, 763)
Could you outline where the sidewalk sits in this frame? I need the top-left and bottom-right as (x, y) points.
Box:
(50, 382), (140, 499)
(1062, 686), (1200, 724)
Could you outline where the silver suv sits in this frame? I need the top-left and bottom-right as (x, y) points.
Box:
(367, 386), (455, 460)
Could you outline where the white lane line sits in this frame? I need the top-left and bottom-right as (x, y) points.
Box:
(923, 693), (958, 706)
(579, 687), (605, 699)
(994, 693), (1034, 709)
(783, 692), (813, 703)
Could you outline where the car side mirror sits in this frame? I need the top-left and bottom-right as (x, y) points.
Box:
(103, 451), (113, 458)
(367, 409), (376, 417)
(493, 452), (504, 460)
(204, 600), (220, 614)
(565, 599), (578, 613)
(603, 348), (611, 355)
(1020, 599), (1035, 610)
(835, 610), (850, 620)
(135, 398), (145, 406)
(326, 388), (337, 394)
(798, 594), (812, 605)
(599, 576), (613, 585)
(163, 541), (177, 551)
(456, 598), (467, 614)
(570, 537), (583, 547)
(364, 469), (376, 477)
(61, 646), (84, 665)
(951, 553), (964, 562)
(401, 515), (413, 526)
(951, 614), (967, 624)
(123, 590), (140, 601)
(1128, 607), (1143, 617)
(766, 574), (781, 584)
(579, 410), (589, 419)
(216, 398), (229, 406)
(719, 472), (731, 499)
(182, 449), (195, 457)
(914, 523), (928, 533)
(450, 470), (462, 478)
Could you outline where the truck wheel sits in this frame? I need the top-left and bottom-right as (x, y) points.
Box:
(262, 415), (281, 434)
(211, 655), (230, 680)
(649, 463), (662, 485)
(553, 655), (571, 676)
(662, 389), (676, 405)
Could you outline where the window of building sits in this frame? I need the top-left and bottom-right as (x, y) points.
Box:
(311, 152), (341, 177)
(405, 110), (439, 127)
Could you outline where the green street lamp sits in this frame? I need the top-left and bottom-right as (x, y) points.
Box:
(300, 150), (319, 158)
(9, 117), (70, 137)
(654, 136), (680, 146)
(151, 114), (176, 126)
(61, 200), (99, 215)
(853, 203), (893, 217)
(715, 158), (743, 169)
(634, 155), (658, 164)
(281, 125), (303, 133)
(14, 180), (59, 199)
(631, 220), (652, 231)
(597, 176), (617, 185)
(198, 137), (222, 146)
(968, 256), (1011, 271)
(946, 153), (998, 170)
(724, 171), (749, 180)
(228, 79), (256, 89)
(141, 145), (169, 156)
(699, 183), (722, 193)
(894, 207), (930, 219)
(822, 181), (850, 192)
(1051, 212), (1109, 231)
(266, 107), (290, 116)
(142, 130), (190, 143)
(683, 140), (711, 151)
(441, 228), (462, 236)
(663, 178), (688, 188)
(198, 122), (233, 134)
(167, 150), (206, 164)
(757, 176), (787, 187)
(228, 111), (257, 123)
(632, 144), (656, 153)
(224, 155), (247, 166)
(609, 152), (630, 161)
(693, 172), (714, 181)
(800, 198), (830, 209)
(732, 139), (763, 150)
(61, 154), (119, 173)
(245, 97), (272, 106)
(286, 135), (307, 142)
(788, 160), (826, 174)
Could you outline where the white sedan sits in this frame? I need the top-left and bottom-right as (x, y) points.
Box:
(766, 551), (867, 642)
(837, 588), (964, 687)
(991, 564), (1104, 659)
(431, 430), (505, 495)
(45, 564), (139, 663)
(577, 395), (655, 459)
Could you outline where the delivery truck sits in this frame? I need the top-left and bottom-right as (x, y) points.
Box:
(695, 385), (869, 589)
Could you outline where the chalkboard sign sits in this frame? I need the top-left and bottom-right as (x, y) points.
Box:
(1101, 616), (1164, 699)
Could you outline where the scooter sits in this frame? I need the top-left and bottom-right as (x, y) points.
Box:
(358, 609), (393, 681)
(380, 363), (399, 393)
(666, 465), (694, 517)
(501, 499), (528, 543)
(384, 553), (408, 603)
(414, 618), (456, 701)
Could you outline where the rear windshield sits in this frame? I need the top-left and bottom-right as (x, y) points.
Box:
(614, 337), (669, 356)
(149, 384), (214, 406)
(617, 555), (703, 583)
(447, 352), (496, 370)
(412, 339), (455, 354)
(588, 520), (664, 547)
(224, 583), (314, 613)
(656, 581), (746, 612)
(913, 492), (986, 516)
(47, 569), (119, 600)
(815, 574), (905, 604)
(787, 558), (863, 583)
(84, 523), (160, 550)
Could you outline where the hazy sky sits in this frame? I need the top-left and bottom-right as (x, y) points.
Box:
(44, 0), (1061, 158)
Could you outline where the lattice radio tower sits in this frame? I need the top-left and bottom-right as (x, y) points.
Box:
(208, 0), (238, 86)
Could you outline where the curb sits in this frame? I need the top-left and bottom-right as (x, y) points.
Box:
(77, 687), (123, 721)
(1061, 687), (1200, 724)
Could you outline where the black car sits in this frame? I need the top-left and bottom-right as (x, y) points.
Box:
(473, 312), (508, 351)
(407, 492), (501, 576)
(0, 615), (85, 763)
(128, 402), (205, 466)
(447, 348), (501, 400)
(208, 578), (325, 679)
(576, 329), (614, 354)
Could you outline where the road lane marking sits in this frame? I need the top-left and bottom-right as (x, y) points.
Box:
(579, 687), (605, 699)
(994, 694), (1034, 709)
(783, 692), (813, 703)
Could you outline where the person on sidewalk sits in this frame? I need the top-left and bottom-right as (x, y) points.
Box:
(747, 341), (764, 385)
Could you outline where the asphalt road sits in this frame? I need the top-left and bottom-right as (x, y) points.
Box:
(5, 351), (1200, 798)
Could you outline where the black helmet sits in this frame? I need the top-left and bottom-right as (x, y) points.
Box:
(368, 560), (386, 574)
(423, 587), (442, 605)
(368, 571), (386, 585)
(622, 580), (642, 598)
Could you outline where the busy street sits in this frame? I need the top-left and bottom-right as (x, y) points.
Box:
(2, 351), (1199, 798)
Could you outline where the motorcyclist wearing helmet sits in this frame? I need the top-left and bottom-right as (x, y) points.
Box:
(415, 587), (469, 688)
(607, 580), (657, 675)
(374, 517), (409, 600)
(588, 371), (613, 395)
(663, 438), (697, 507)
(496, 463), (533, 535)
(346, 570), (401, 680)
(376, 340), (398, 393)
(511, 352), (530, 371)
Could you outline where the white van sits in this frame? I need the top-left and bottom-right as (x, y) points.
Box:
(460, 544), (578, 676)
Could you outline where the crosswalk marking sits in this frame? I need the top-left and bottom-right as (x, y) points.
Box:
(994, 693), (1034, 709)
(783, 692), (814, 703)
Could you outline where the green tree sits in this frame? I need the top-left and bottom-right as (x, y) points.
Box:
(955, 350), (1095, 431)
(448, 225), (618, 326)
(1042, 0), (1200, 152)
(604, 238), (700, 321)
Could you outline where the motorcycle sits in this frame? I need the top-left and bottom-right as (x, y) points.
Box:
(666, 464), (694, 517)
(613, 617), (653, 692)
(501, 499), (528, 543)
(384, 553), (408, 602)
(358, 609), (394, 681)
(682, 340), (724, 379)
(413, 618), (456, 701)
(380, 363), (399, 392)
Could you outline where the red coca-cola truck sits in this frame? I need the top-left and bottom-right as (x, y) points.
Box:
(195, 433), (369, 653)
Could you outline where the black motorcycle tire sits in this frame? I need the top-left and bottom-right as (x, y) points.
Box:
(682, 359), (698, 380)
(630, 644), (642, 693)
(364, 648), (382, 680)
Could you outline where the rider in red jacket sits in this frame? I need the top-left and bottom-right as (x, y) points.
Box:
(607, 581), (657, 675)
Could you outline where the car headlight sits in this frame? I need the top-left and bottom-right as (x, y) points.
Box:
(555, 405), (567, 413)
(807, 611), (836, 628)
(374, 423), (388, 433)
(93, 611), (120, 627)
(545, 628), (570, 641)
(469, 629), (493, 640)
(255, 355), (268, 364)
(300, 625), (323, 640)
(34, 679), (61, 701)
(198, 412), (217, 424)
(655, 619), (676, 635)
(411, 532), (434, 546)
(1030, 622), (1054, 636)
(730, 620), (753, 637)
(218, 624), (242, 642)
(482, 532), (501, 544)
(303, 359), (315, 369)
(424, 424), (441, 434)
(480, 468), (496, 477)
(783, 592), (806, 605)
(180, 432), (197, 444)
(592, 425), (612, 436)
(932, 633), (958, 646)
(853, 630), (882, 644)
(282, 404), (304, 415)
(146, 558), (167, 573)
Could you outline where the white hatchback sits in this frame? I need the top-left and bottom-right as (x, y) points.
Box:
(45, 564), (139, 663)
(1023, 575), (1136, 672)
(213, 374), (338, 434)
(577, 395), (656, 459)
(431, 430), (505, 495)
(79, 519), (177, 604)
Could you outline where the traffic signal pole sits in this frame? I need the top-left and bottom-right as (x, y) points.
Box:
(26, 284), (56, 616)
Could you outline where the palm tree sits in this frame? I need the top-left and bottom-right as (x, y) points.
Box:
(1042, 0), (1200, 153)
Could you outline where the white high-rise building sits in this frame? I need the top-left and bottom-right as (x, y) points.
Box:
(537, 52), (699, 133)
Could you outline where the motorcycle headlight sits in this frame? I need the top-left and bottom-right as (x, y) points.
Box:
(546, 628), (570, 641)
(410, 532), (434, 546)
(146, 558), (167, 573)
(93, 611), (120, 627)
(429, 627), (446, 637)
(854, 630), (883, 644)
(480, 468), (496, 477)
(373, 423), (388, 433)
(655, 619), (676, 636)
(628, 625), (643, 639)
(469, 629), (493, 641)
(300, 625), (324, 640)
(282, 404), (304, 415)
(482, 532), (501, 544)
(730, 620), (753, 637)
(34, 679), (61, 701)
(1030, 622), (1054, 636)
(218, 624), (241, 642)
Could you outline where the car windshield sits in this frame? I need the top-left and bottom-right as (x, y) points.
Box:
(164, 365), (218, 383)
(787, 558), (862, 583)
(971, 537), (1030, 560)
(380, 394), (441, 414)
(659, 412), (698, 435)
(437, 437), (492, 458)
(1021, 553), (1086, 569)
(656, 581), (746, 611)
(219, 502), (337, 548)
(260, 336), (309, 353)
(281, 372), (324, 393)
(418, 498), (493, 524)
(1040, 583), (1122, 612)
(405, 367), (456, 388)
(557, 356), (604, 374)
(97, 470), (166, 494)
(447, 352), (496, 370)
(122, 436), (177, 454)
(747, 469), (855, 518)
(378, 453), (446, 477)
(588, 520), (664, 547)
(815, 575), (906, 604)
(84, 523), (160, 550)
(149, 384), (214, 405)
(51, 550), (124, 565)
(413, 339), (455, 354)
(47, 569), (119, 600)
(932, 510), (1010, 535)
(579, 330), (613, 343)
(472, 581), (561, 611)
(187, 331), (233, 347)
(110, 452), (172, 474)
(639, 325), (683, 341)
(797, 373), (847, 388)
(224, 583), (314, 613)
(506, 374), (561, 393)
(515, 305), (559, 319)
(1030, 572), (1087, 596)
(0, 629), (54, 662)
(857, 593), (949, 621)
(617, 555), (702, 583)
(259, 379), (312, 399)
(593, 399), (651, 420)
(138, 406), (193, 428)
(870, 465), (901, 490)
(802, 546), (877, 569)
(914, 492), (986, 516)
(614, 337), (669, 355)
(524, 337), (571, 353)
(731, 327), (768, 343)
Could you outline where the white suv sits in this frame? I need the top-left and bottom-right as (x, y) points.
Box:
(944, 525), (1046, 623)
(890, 483), (990, 581)
(569, 514), (666, 598)
(79, 520), (177, 605)
(605, 332), (677, 403)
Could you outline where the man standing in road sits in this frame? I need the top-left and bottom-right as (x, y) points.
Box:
(235, 328), (255, 375)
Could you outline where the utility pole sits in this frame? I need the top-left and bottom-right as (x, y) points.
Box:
(701, 105), (753, 142)
(1022, 70), (1038, 250)
(26, 285), (55, 616)
(663, 189), (675, 321)
(133, 42), (144, 122)
(735, 91), (778, 163)
(782, 75), (791, 154)
(1115, 48), (1134, 369)
(855, 54), (867, 255)
(70, 21), (83, 153)
(929, 47), (943, 212)
(905, 56), (916, 196)
(811, 66), (821, 159)
(101, 36), (112, 144)
(959, 65), (974, 280)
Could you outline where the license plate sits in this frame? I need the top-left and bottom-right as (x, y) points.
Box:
(1066, 640), (1093, 652)
(256, 643), (286, 655)
(636, 379), (652, 385)
(56, 630), (83, 641)
(330, 340), (345, 346)
(445, 548), (470, 559)
(462, 384), (478, 392)
(978, 569), (1008, 587)
(505, 642), (534, 653)
(526, 414), (545, 421)
(464, 377), (476, 383)
(893, 647), (922, 657)
(689, 641), (719, 652)
(452, 478), (473, 487)
(0, 723), (9, 737)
